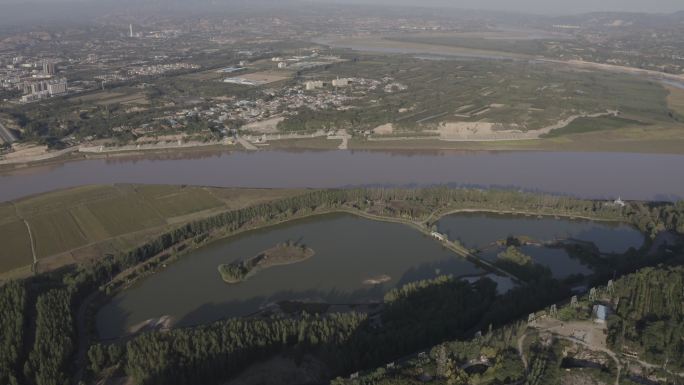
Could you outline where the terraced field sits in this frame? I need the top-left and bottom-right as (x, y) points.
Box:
(0, 185), (307, 278)
(293, 53), (676, 137)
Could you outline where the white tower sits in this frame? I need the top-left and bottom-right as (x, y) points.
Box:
(129, 24), (134, 38)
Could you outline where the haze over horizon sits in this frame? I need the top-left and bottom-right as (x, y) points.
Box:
(317, 0), (684, 15)
(0, 0), (682, 16)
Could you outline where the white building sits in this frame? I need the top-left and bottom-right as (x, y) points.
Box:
(430, 232), (446, 242)
(305, 80), (324, 91)
(332, 78), (351, 87)
(47, 79), (67, 95)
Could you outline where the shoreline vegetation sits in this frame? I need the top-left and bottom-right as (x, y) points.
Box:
(0, 186), (682, 385)
(218, 241), (315, 283)
(3, 185), (682, 281)
(77, 187), (682, 302)
(497, 246), (534, 266)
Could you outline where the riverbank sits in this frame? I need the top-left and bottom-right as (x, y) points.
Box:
(3, 124), (684, 174)
(0, 141), (240, 173)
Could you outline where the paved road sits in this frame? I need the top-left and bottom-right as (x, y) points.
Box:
(340, 208), (523, 282)
(0, 121), (16, 143)
(237, 136), (258, 151)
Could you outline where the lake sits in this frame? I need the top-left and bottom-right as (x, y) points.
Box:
(96, 213), (485, 339)
(2, 150), (683, 202)
(436, 212), (645, 278)
(96, 210), (646, 339)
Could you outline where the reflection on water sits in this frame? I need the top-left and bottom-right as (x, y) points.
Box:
(96, 213), (484, 339)
(2, 150), (683, 202)
(437, 212), (645, 278)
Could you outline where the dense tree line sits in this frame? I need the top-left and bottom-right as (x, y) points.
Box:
(335, 268), (684, 385)
(331, 320), (529, 385)
(340, 278), (500, 371)
(88, 273), (572, 385)
(24, 288), (74, 385)
(0, 281), (28, 385)
(88, 313), (366, 385)
(608, 266), (684, 370)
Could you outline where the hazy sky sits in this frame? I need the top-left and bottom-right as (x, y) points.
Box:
(321, 0), (684, 14)
(0, 0), (682, 15)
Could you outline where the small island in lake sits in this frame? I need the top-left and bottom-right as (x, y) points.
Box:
(497, 246), (533, 266)
(218, 241), (315, 283)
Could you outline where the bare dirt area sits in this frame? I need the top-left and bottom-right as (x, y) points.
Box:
(242, 116), (285, 134)
(240, 71), (292, 84)
(532, 318), (608, 351)
(373, 123), (394, 135)
(180, 69), (225, 81)
(3, 143), (48, 159)
(69, 90), (149, 106)
(430, 111), (618, 141)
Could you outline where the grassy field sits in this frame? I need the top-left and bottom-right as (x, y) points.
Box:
(541, 115), (647, 138)
(0, 185), (308, 279)
(68, 88), (149, 106)
(288, 53), (676, 134)
(666, 85), (684, 117)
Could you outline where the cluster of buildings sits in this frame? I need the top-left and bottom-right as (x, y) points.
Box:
(0, 54), (68, 102)
(127, 62), (199, 77)
(269, 53), (344, 71)
(131, 74), (396, 140)
(304, 77), (352, 90)
(20, 78), (68, 102)
(213, 76), (397, 128)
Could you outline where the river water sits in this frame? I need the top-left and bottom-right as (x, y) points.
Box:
(1, 150), (683, 202)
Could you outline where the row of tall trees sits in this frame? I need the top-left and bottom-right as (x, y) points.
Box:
(0, 281), (28, 385)
(88, 313), (366, 385)
(24, 289), (74, 385)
